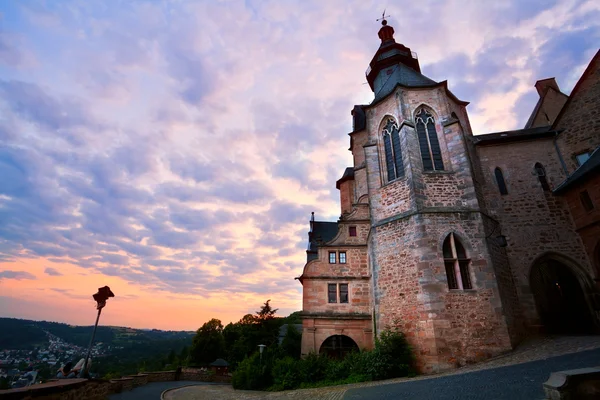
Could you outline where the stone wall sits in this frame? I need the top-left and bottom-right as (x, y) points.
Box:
(555, 53), (600, 174)
(561, 173), (600, 282)
(0, 368), (231, 399)
(475, 138), (593, 326)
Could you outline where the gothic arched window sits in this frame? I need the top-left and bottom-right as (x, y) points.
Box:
(443, 233), (472, 290)
(495, 167), (508, 195)
(415, 108), (444, 171)
(534, 162), (550, 191)
(382, 118), (404, 181)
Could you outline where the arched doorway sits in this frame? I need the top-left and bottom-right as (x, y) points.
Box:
(530, 258), (595, 334)
(319, 335), (359, 359)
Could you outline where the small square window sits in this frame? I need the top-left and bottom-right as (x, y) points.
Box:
(329, 252), (336, 264)
(576, 152), (591, 166)
(580, 190), (594, 212)
(339, 284), (349, 303)
(328, 283), (337, 303)
(349, 226), (357, 237)
(339, 252), (347, 264)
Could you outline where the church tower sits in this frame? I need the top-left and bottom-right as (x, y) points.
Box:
(350, 20), (514, 372)
(297, 19), (517, 373)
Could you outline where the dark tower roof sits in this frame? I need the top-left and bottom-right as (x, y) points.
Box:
(366, 20), (437, 100)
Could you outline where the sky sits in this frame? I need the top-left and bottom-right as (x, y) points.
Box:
(0, 0), (599, 331)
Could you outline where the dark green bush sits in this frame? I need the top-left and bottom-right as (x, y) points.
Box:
(234, 327), (415, 391)
(231, 353), (271, 390)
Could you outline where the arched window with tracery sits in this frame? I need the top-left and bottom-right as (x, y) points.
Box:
(382, 118), (404, 181)
(443, 233), (472, 290)
(534, 162), (550, 191)
(415, 108), (444, 171)
(495, 167), (508, 195)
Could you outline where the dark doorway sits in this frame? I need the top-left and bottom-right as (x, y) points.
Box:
(530, 259), (594, 334)
(319, 335), (359, 359)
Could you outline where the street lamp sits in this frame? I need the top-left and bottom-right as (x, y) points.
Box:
(83, 286), (115, 378)
(258, 344), (266, 367)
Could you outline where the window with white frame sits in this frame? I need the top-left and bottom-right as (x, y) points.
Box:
(339, 252), (347, 264)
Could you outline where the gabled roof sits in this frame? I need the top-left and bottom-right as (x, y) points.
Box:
(552, 50), (600, 129)
(336, 167), (354, 189)
(523, 86), (568, 129)
(472, 126), (556, 146)
(553, 147), (600, 194)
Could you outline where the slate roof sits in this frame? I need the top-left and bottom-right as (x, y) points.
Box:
(278, 324), (303, 345)
(307, 221), (339, 262)
(336, 167), (355, 189)
(472, 126), (556, 146)
(373, 63), (438, 101)
(209, 358), (229, 367)
(553, 147), (600, 194)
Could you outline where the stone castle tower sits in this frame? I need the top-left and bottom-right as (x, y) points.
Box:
(297, 20), (600, 373)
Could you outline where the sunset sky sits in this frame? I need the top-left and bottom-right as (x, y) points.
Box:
(1, 0), (599, 331)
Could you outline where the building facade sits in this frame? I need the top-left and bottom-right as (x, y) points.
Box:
(296, 21), (600, 373)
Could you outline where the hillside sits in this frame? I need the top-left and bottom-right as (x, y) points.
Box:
(0, 317), (194, 350)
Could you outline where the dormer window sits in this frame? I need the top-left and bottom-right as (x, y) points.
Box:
(575, 152), (591, 166)
(415, 108), (444, 171)
(382, 118), (404, 181)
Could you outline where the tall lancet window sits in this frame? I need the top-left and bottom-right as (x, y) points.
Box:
(382, 118), (404, 181)
(415, 108), (444, 171)
(443, 233), (472, 290)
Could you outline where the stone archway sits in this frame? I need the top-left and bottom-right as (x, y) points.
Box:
(319, 335), (359, 359)
(530, 258), (595, 334)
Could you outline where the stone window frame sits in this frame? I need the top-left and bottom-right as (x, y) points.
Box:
(328, 283), (337, 303)
(381, 117), (405, 182)
(414, 106), (445, 172)
(494, 167), (508, 195)
(534, 162), (550, 191)
(339, 251), (347, 264)
(327, 283), (349, 304)
(376, 115), (407, 185)
(442, 232), (473, 290)
(329, 252), (336, 264)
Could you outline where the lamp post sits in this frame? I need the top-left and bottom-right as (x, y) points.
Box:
(258, 344), (266, 367)
(83, 286), (115, 378)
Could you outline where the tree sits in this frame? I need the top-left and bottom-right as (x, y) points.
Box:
(190, 318), (225, 365)
(255, 300), (278, 323)
(280, 324), (302, 359)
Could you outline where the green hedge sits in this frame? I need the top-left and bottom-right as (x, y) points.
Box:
(232, 328), (415, 391)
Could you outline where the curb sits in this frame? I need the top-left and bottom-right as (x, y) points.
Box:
(160, 383), (230, 400)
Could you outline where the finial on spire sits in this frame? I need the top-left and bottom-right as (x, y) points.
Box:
(376, 9), (391, 26)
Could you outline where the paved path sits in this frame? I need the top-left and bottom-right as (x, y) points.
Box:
(344, 347), (600, 399)
(108, 381), (225, 400)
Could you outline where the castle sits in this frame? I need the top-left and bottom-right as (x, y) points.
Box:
(296, 20), (600, 373)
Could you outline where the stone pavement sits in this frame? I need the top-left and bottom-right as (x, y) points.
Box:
(163, 335), (600, 400)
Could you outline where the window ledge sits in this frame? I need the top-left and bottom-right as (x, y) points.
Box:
(448, 289), (477, 294)
(423, 170), (454, 175)
(382, 176), (408, 188)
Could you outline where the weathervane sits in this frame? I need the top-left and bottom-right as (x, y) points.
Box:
(376, 9), (391, 25)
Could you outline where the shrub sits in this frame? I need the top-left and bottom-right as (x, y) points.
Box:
(231, 353), (271, 390)
(271, 357), (301, 390)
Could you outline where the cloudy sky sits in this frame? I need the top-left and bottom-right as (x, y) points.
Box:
(1, 0), (599, 331)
